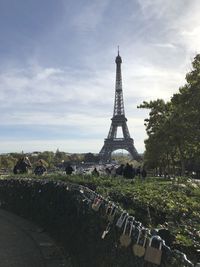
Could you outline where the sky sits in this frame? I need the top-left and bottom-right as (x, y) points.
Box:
(0, 0), (200, 154)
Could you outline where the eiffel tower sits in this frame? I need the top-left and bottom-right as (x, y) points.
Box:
(99, 50), (140, 163)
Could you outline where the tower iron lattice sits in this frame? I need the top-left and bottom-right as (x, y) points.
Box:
(99, 50), (140, 162)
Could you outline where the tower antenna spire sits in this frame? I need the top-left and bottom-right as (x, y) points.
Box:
(118, 45), (120, 55)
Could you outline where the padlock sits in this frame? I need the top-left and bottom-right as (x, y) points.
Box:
(116, 211), (128, 228)
(107, 205), (117, 223)
(101, 222), (111, 239)
(105, 202), (112, 214)
(133, 229), (147, 257)
(104, 202), (112, 218)
(120, 216), (135, 247)
(144, 236), (163, 265)
(92, 197), (102, 211)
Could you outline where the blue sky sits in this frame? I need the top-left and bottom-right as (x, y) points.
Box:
(0, 0), (200, 153)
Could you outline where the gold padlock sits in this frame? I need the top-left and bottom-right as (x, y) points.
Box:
(120, 216), (135, 247)
(144, 236), (163, 265)
(133, 229), (147, 257)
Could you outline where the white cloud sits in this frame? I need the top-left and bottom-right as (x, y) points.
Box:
(153, 43), (176, 49)
(0, 59), (186, 129)
(70, 0), (110, 32)
(0, 139), (103, 154)
(1, 0), (200, 154)
(0, 111), (110, 136)
(0, 56), (188, 154)
(137, 0), (200, 54)
(0, 65), (113, 109)
(137, 0), (187, 20)
(123, 63), (186, 102)
(0, 134), (145, 154)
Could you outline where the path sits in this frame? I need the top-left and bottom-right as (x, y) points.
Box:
(0, 209), (68, 267)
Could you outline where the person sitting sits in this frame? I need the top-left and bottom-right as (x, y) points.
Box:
(34, 160), (47, 176)
(13, 157), (32, 174)
(65, 164), (74, 175)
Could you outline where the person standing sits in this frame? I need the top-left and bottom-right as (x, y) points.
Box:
(123, 163), (133, 179)
(141, 168), (147, 180)
(92, 167), (99, 177)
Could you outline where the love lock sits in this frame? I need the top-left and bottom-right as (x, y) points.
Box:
(101, 222), (111, 239)
(133, 229), (147, 257)
(107, 205), (117, 223)
(92, 197), (102, 211)
(116, 211), (129, 228)
(144, 236), (163, 265)
(120, 216), (135, 247)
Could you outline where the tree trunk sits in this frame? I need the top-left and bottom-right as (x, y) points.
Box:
(170, 154), (176, 177)
(178, 146), (185, 176)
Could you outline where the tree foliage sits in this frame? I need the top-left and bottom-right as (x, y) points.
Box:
(138, 54), (200, 176)
(0, 151), (84, 172)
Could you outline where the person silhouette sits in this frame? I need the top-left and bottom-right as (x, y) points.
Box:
(92, 167), (99, 177)
(13, 157), (32, 174)
(34, 160), (47, 176)
(65, 164), (74, 175)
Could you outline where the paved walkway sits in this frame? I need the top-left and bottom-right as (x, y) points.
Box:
(0, 209), (68, 267)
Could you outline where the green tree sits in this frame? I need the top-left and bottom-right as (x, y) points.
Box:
(138, 54), (200, 176)
(38, 151), (54, 168)
(0, 155), (16, 171)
